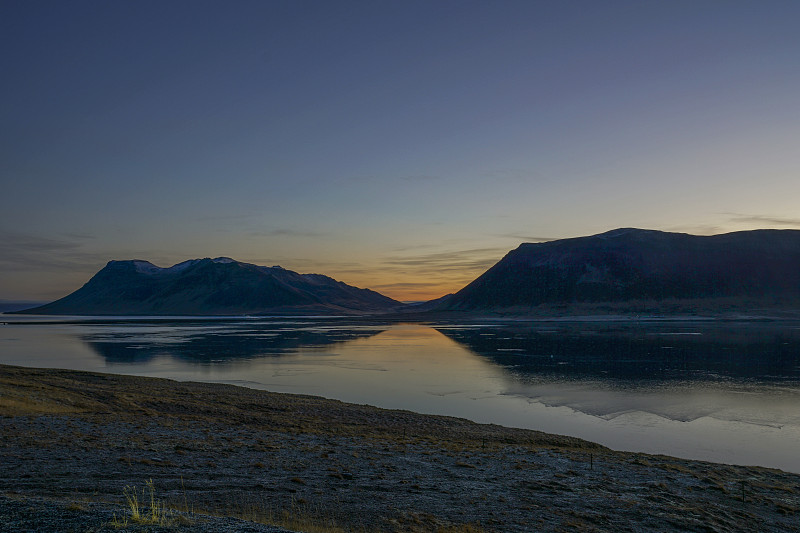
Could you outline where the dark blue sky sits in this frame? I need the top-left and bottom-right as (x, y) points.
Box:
(3, 0), (800, 300)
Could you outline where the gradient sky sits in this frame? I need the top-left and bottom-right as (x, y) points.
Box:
(2, 0), (800, 302)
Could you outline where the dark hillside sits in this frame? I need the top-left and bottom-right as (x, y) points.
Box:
(16, 258), (401, 315)
(441, 228), (800, 310)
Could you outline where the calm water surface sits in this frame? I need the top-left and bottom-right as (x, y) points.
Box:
(2, 315), (800, 473)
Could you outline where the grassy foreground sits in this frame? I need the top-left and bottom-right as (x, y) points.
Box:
(1, 363), (799, 532)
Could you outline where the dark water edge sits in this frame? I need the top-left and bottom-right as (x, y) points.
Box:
(3, 313), (800, 472)
(436, 320), (800, 384)
(5, 312), (800, 386)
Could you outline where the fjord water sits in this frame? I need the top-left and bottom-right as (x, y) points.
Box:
(2, 316), (800, 472)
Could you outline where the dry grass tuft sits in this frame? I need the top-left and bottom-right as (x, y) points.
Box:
(112, 479), (176, 528)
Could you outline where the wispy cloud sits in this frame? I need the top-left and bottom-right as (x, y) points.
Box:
(196, 213), (330, 239)
(495, 233), (554, 243)
(343, 174), (442, 185)
(481, 168), (542, 182)
(370, 281), (448, 290)
(382, 247), (507, 274)
(248, 228), (329, 238)
(389, 243), (446, 253)
(196, 213), (255, 223)
(664, 224), (724, 235)
(665, 215), (800, 237)
(398, 174), (441, 182)
(242, 257), (364, 273)
(0, 231), (106, 271)
(726, 213), (800, 228)
(61, 232), (96, 240)
(195, 211), (329, 239)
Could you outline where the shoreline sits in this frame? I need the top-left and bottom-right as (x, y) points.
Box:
(6, 307), (800, 323)
(2, 363), (799, 531)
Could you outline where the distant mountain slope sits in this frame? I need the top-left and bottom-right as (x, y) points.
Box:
(0, 300), (47, 313)
(16, 258), (402, 315)
(440, 228), (800, 310)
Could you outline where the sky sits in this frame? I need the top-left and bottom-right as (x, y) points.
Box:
(2, 0), (800, 302)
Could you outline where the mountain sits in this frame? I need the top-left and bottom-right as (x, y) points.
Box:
(15, 257), (402, 315)
(439, 228), (800, 311)
(0, 300), (47, 313)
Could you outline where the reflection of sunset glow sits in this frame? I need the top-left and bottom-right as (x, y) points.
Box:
(3, 319), (800, 472)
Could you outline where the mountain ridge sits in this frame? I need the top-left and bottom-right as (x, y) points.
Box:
(13, 228), (800, 316)
(438, 228), (800, 312)
(15, 258), (402, 316)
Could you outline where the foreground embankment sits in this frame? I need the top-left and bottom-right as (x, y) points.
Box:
(1, 364), (798, 532)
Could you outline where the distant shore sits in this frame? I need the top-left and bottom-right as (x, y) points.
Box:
(1, 363), (799, 532)
(9, 295), (800, 321)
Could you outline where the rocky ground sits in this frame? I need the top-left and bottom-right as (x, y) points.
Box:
(1, 364), (799, 532)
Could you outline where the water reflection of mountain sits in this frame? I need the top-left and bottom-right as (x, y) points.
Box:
(84, 324), (383, 364)
(436, 322), (800, 382)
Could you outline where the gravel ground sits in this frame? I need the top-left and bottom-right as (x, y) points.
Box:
(2, 364), (800, 532)
(0, 493), (291, 533)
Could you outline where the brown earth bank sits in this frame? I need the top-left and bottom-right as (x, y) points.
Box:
(1, 364), (798, 532)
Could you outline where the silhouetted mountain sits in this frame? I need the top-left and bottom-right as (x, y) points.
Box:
(16, 258), (402, 315)
(440, 228), (800, 311)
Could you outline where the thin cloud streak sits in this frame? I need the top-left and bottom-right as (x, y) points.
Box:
(196, 213), (257, 223)
(375, 247), (507, 297)
(61, 232), (96, 241)
(371, 281), (448, 290)
(0, 231), (106, 271)
(243, 257), (364, 273)
(344, 174), (442, 185)
(665, 224), (725, 236)
(0, 231), (82, 253)
(248, 228), (329, 238)
(383, 247), (507, 268)
(727, 213), (800, 228)
(496, 233), (554, 243)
